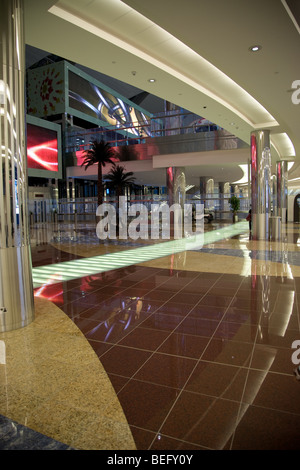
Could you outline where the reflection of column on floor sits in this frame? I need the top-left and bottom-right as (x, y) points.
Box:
(0, 0), (34, 332)
(250, 240), (294, 345)
(277, 160), (288, 226)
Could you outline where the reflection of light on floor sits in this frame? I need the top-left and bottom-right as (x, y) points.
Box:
(0, 341), (6, 365)
(272, 290), (295, 337)
(32, 222), (248, 288)
(227, 349), (276, 449)
(180, 347), (276, 449)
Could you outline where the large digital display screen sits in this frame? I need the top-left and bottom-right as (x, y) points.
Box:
(68, 70), (152, 137)
(27, 123), (59, 172)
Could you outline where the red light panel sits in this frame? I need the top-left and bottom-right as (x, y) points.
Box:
(27, 123), (58, 172)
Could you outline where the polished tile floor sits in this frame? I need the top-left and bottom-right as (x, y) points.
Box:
(1, 220), (300, 450)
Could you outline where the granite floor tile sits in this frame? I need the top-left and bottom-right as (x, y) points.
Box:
(176, 317), (220, 337)
(198, 294), (233, 307)
(245, 371), (300, 415)
(118, 326), (170, 351)
(155, 301), (194, 316)
(149, 433), (206, 450)
(167, 292), (203, 305)
(117, 380), (179, 432)
(184, 361), (248, 401)
(201, 338), (253, 367)
(223, 307), (259, 324)
(250, 344), (298, 374)
(157, 332), (210, 359)
(213, 320), (258, 343)
(99, 345), (152, 378)
(230, 406), (300, 450)
(141, 312), (184, 332)
(160, 391), (244, 449)
(134, 352), (197, 388)
(188, 304), (227, 321)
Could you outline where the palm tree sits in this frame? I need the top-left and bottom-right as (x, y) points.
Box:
(81, 139), (116, 206)
(105, 164), (136, 200)
(105, 165), (136, 235)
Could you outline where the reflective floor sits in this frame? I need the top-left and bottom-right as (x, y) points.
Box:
(1, 220), (300, 450)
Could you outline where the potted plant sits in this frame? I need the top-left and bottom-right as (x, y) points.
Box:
(229, 195), (240, 223)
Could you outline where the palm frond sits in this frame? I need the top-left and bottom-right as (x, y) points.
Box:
(105, 164), (136, 190)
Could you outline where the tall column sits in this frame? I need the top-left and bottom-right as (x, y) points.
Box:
(0, 0), (34, 332)
(251, 130), (271, 240)
(271, 174), (277, 216)
(219, 182), (230, 220)
(166, 167), (186, 237)
(166, 167), (186, 207)
(248, 158), (251, 204)
(277, 160), (288, 223)
(218, 182), (225, 212)
(49, 178), (59, 209)
(200, 176), (214, 208)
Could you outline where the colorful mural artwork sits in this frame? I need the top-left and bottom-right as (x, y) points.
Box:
(27, 62), (65, 117)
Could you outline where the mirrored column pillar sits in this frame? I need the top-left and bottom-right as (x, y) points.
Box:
(277, 160), (288, 224)
(248, 158), (251, 204)
(166, 167), (186, 236)
(166, 167), (186, 207)
(271, 174), (277, 216)
(218, 182), (225, 214)
(0, 0), (34, 332)
(200, 176), (214, 208)
(251, 130), (271, 240)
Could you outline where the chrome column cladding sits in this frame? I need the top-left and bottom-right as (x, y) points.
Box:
(0, 0), (34, 332)
(277, 160), (288, 224)
(218, 182), (225, 213)
(251, 130), (271, 240)
(200, 176), (214, 209)
(271, 174), (277, 216)
(166, 167), (186, 208)
(166, 167), (186, 234)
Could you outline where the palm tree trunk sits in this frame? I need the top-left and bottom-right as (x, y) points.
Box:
(97, 163), (103, 207)
(116, 186), (122, 237)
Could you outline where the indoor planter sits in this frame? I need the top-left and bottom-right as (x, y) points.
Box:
(229, 195), (240, 223)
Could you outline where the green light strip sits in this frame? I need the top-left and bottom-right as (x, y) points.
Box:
(32, 222), (248, 288)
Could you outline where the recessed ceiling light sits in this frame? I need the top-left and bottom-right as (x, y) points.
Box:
(148, 78), (156, 82)
(249, 45), (262, 52)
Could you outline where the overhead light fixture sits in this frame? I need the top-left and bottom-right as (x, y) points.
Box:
(148, 78), (156, 83)
(249, 45), (262, 52)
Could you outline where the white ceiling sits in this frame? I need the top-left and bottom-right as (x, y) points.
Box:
(24, 0), (300, 186)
